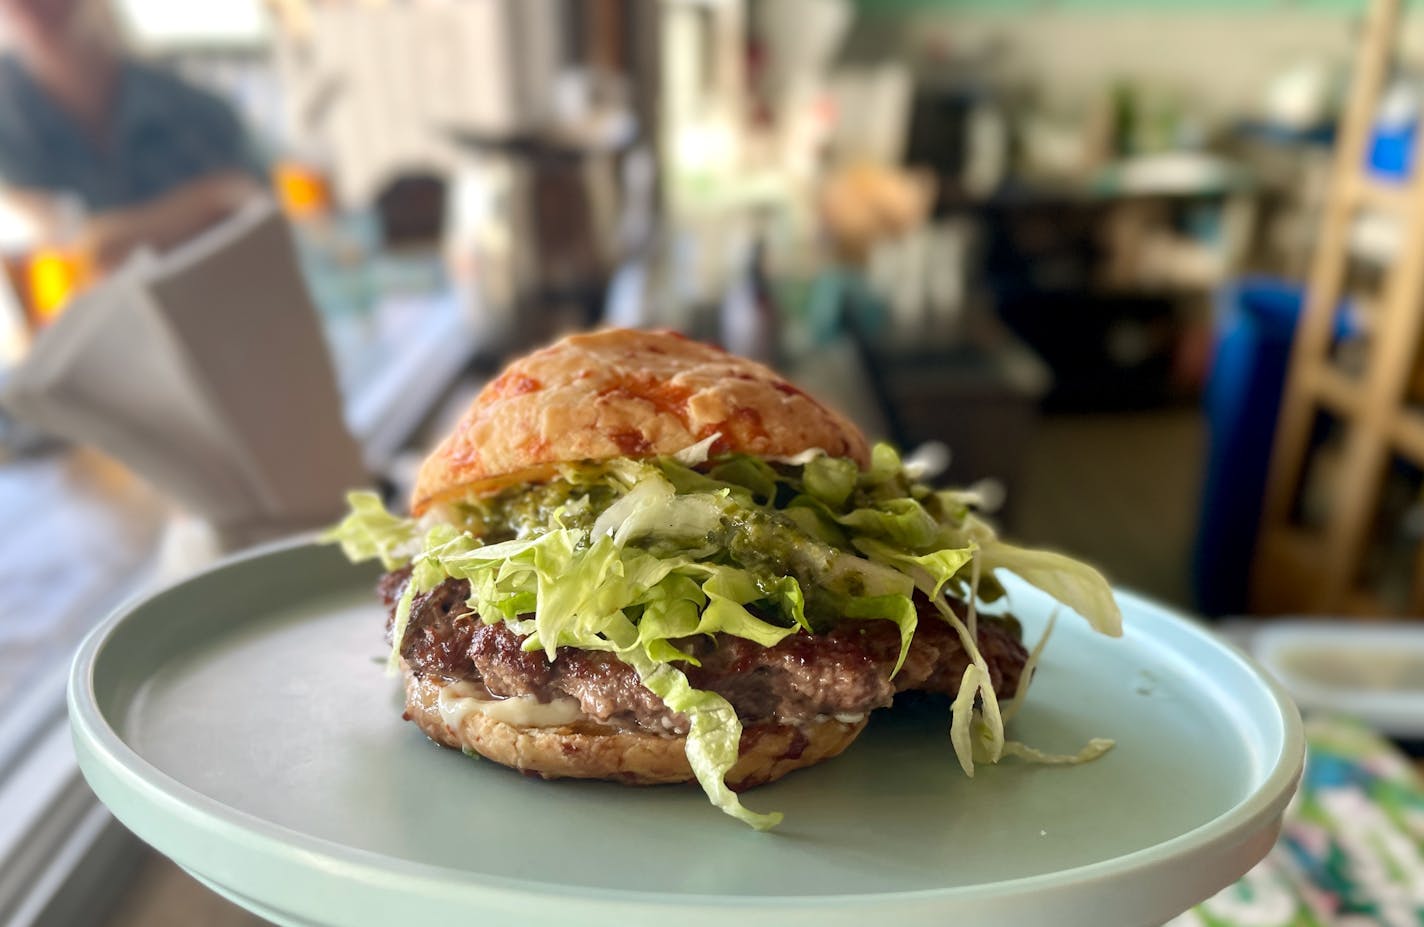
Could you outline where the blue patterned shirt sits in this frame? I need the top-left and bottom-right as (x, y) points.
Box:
(0, 55), (263, 211)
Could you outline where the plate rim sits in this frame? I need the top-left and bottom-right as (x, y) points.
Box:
(69, 537), (1306, 912)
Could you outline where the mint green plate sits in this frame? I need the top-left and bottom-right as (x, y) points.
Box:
(69, 540), (1303, 927)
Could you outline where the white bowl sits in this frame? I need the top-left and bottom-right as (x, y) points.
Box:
(1254, 622), (1424, 738)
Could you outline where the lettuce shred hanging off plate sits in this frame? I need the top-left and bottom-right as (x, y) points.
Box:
(323, 442), (1123, 830)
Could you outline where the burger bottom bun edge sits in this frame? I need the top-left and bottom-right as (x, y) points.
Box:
(403, 670), (868, 790)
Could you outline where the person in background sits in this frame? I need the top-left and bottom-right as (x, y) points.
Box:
(0, 0), (265, 274)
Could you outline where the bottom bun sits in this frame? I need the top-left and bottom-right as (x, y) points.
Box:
(403, 670), (867, 789)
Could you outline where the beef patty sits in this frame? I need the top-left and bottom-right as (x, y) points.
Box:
(380, 570), (1028, 736)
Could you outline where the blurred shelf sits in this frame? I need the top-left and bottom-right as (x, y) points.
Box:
(1311, 365), (1364, 416)
(1298, 366), (1424, 470)
(1254, 0), (1422, 618)
(1352, 174), (1413, 215)
(1392, 407), (1424, 469)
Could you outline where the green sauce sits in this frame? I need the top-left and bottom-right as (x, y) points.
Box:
(452, 480), (618, 540)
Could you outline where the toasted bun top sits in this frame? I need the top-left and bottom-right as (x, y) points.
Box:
(411, 329), (869, 514)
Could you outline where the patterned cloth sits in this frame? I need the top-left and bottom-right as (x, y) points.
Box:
(1169, 717), (1424, 927)
(0, 54), (262, 210)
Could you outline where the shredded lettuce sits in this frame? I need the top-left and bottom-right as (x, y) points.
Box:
(645, 664), (782, 830)
(802, 455), (858, 508)
(852, 536), (975, 599)
(933, 595), (1005, 775)
(592, 472), (725, 549)
(949, 664), (987, 775)
(321, 491), (423, 570)
(840, 594), (917, 675)
(863, 442), (904, 486)
(1002, 609), (1057, 725)
(838, 499), (943, 550)
(707, 457), (780, 505)
(326, 438), (1123, 828)
(696, 568), (808, 642)
(997, 738), (1116, 765)
(604, 613), (781, 829)
(977, 541), (1123, 638)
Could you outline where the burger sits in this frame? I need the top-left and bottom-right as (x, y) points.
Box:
(326, 329), (1121, 829)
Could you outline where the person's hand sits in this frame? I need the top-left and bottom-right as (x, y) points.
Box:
(79, 171), (266, 274)
(199, 171), (266, 219)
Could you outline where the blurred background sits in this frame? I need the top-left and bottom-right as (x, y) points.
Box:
(1, 0), (1423, 922)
